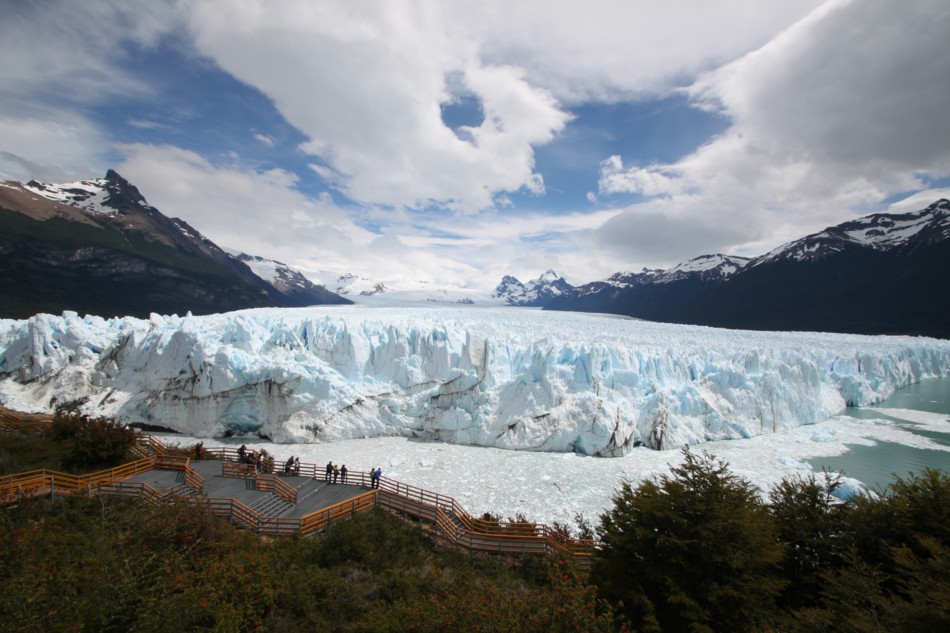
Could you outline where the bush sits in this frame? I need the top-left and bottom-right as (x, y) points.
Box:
(591, 448), (785, 633)
(46, 404), (136, 472)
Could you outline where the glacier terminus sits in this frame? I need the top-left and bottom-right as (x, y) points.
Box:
(1, 306), (949, 457)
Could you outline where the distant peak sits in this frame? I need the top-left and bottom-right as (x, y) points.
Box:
(105, 168), (126, 183)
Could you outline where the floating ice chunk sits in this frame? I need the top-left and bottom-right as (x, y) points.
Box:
(810, 426), (838, 442)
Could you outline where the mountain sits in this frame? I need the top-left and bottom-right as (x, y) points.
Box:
(333, 273), (389, 297)
(546, 200), (950, 338)
(0, 170), (349, 319)
(492, 269), (574, 306)
(232, 252), (351, 307)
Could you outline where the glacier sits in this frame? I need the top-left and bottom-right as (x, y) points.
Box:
(1, 306), (949, 457)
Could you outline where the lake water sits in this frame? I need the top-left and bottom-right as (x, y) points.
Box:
(808, 375), (950, 491)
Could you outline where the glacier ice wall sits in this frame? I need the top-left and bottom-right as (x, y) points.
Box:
(1, 307), (949, 456)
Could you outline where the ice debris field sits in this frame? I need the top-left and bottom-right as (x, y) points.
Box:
(2, 306), (949, 459)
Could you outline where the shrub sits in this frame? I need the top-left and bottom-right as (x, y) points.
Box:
(591, 448), (785, 633)
(46, 404), (136, 472)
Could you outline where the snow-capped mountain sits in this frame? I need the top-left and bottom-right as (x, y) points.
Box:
(492, 270), (574, 306)
(547, 200), (950, 338)
(0, 170), (348, 318)
(334, 273), (389, 296)
(754, 198), (950, 266)
(232, 252), (350, 307)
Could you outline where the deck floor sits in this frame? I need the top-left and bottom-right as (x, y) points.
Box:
(124, 459), (372, 517)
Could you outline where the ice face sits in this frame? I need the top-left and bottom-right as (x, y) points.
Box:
(1, 306), (949, 456)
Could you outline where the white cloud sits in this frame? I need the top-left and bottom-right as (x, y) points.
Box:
(452, 0), (824, 103)
(4, 0), (948, 289)
(253, 133), (275, 147)
(0, 114), (111, 182)
(0, 0), (178, 108)
(594, 0), (950, 266)
(183, 0), (570, 212)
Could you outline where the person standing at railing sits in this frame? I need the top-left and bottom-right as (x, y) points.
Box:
(369, 466), (377, 488)
(325, 461), (332, 482)
(373, 467), (382, 489)
(340, 464), (347, 484)
(293, 456), (300, 476)
(238, 444), (247, 463)
(332, 464), (340, 484)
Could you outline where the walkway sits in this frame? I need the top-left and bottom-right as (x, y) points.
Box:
(124, 459), (373, 518)
(0, 409), (595, 566)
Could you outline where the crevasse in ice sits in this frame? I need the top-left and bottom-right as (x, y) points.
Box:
(1, 307), (948, 457)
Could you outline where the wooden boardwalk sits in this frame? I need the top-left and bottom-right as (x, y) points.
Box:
(0, 409), (596, 567)
(124, 459), (374, 518)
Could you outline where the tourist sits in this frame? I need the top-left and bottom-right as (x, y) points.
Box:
(374, 467), (382, 489)
(238, 444), (247, 463)
(369, 466), (377, 488)
(325, 461), (333, 482)
(333, 463), (340, 484)
(340, 464), (348, 484)
(293, 456), (301, 476)
(284, 456), (294, 475)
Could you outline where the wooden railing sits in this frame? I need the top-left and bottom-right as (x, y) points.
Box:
(0, 406), (53, 432)
(0, 424), (596, 565)
(0, 457), (156, 504)
(255, 473), (298, 504)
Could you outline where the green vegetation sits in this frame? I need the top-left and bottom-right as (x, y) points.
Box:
(0, 499), (620, 633)
(0, 405), (135, 475)
(590, 447), (950, 632)
(2, 421), (948, 631)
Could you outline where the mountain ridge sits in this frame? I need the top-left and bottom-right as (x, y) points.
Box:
(546, 199), (950, 338)
(0, 171), (350, 319)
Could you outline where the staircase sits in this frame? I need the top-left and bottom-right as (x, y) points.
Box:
(161, 471), (199, 500)
(249, 492), (294, 517)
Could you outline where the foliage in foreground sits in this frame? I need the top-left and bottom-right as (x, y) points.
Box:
(590, 448), (950, 633)
(0, 404), (135, 475)
(0, 499), (619, 633)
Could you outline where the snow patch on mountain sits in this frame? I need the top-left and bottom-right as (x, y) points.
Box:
(23, 177), (116, 215)
(657, 254), (752, 282)
(334, 273), (389, 296)
(492, 270), (573, 306)
(1, 307), (948, 457)
(756, 199), (950, 266)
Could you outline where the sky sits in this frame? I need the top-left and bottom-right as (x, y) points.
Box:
(2, 0), (949, 293)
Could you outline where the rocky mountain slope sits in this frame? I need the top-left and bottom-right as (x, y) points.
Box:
(547, 200), (950, 338)
(0, 170), (349, 319)
(233, 252), (350, 307)
(492, 269), (574, 307)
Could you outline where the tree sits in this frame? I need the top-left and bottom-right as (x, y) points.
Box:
(591, 448), (785, 633)
(46, 403), (136, 471)
(769, 472), (847, 609)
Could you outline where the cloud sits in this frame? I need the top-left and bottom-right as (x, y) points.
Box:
(183, 0), (570, 212)
(594, 0), (950, 266)
(253, 133), (275, 147)
(113, 143), (504, 287)
(455, 0), (825, 103)
(4, 0), (947, 288)
(0, 114), (112, 182)
(0, 0), (178, 108)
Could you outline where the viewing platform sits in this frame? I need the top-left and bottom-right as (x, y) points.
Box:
(0, 409), (595, 567)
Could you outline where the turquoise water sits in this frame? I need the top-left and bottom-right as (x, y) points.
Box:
(808, 375), (950, 492)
